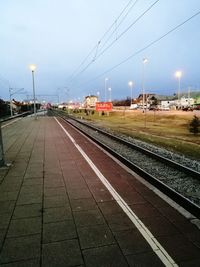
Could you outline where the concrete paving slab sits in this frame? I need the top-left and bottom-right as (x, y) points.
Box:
(43, 220), (77, 243)
(43, 195), (69, 208)
(17, 192), (42, 205)
(13, 203), (42, 219)
(0, 258), (40, 267)
(0, 234), (41, 264)
(74, 209), (106, 227)
(77, 224), (115, 249)
(43, 187), (66, 197)
(7, 217), (42, 238)
(43, 206), (72, 223)
(0, 213), (12, 229)
(0, 191), (19, 202)
(42, 239), (83, 267)
(83, 245), (129, 267)
(0, 201), (15, 215)
(70, 198), (98, 212)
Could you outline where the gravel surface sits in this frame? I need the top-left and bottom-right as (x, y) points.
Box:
(69, 118), (200, 207)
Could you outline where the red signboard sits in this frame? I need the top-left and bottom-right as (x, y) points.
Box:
(96, 102), (113, 111)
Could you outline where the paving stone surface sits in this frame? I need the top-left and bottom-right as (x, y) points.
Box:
(0, 116), (199, 267)
(42, 239), (83, 267)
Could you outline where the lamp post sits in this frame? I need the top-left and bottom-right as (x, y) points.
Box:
(29, 64), (37, 119)
(108, 87), (112, 102)
(175, 70), (182, 109)
(97, 91), (100, 101)
(128, 81), (133, 106)
(104, 78), (108, 102)
(142, 58), (148, 128)
(142, 58), (148, 113)
(9, 88), (13, 117)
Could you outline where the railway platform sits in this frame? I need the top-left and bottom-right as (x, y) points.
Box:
(0, 115), (200, 267)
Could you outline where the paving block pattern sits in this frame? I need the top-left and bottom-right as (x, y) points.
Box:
(0, 117), (199, 266)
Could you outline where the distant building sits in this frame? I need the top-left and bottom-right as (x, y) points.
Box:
(136, 94), (155, 108)
(176, 96), (194, 108)
(135, 94), (195, 110)
(83, 95), (98, 108)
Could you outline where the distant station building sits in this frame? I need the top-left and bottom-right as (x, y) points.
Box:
(83, 95), (98, 108)
(134, 94), (195, 110)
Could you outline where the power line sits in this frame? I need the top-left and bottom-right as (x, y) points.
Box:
(97, 0), (158, 56)
(79, 10), (200, 88)
(98, 0), (139, 53)
(66, 0), (136, 83)
(68, 0), (160, 83)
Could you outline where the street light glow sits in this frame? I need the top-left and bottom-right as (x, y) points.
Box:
(175, 70), (182, 78)
(128, 81), (133, 87)
(29, 64), (36, 71)
(143, 58), (148, 64)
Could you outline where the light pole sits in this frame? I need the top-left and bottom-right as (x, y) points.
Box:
(97, 91), (100, 101)
(29, 64), (37, 119)
(142, 58), (148, 113)
(128, 81), (133, 106)
(108, 87), (112, 102)
(175, 70), (182, 109)
(104, 78), (108, 102)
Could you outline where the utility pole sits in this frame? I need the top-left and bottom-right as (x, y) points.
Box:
(9, 87), (24, 116)
(188, 86), (191, 107)
(0, 122), (5, 167)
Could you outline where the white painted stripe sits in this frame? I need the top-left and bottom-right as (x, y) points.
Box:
(55, 117), (179, 267)
(1, 118), (21, 128)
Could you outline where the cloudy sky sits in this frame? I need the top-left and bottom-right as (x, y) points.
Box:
(1, 0), (200, 103)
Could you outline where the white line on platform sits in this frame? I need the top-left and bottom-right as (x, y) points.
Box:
(1, 118), (21, 128)
(55, 117), (178, 267)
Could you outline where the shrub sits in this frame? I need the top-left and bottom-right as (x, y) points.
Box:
(189, 115), (200, 135)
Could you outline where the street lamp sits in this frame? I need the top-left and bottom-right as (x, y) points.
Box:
(108, 87), (112, 102)
(175, 70), (182, 109)
(97, 91), (100, 101)
(128, 81), (133, 105)
(29, 64), (37, 119)
(104, 78), (108, 102)
(142, 58), (148, 113)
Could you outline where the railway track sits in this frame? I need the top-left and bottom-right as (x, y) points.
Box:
(51, 110), (200, 219)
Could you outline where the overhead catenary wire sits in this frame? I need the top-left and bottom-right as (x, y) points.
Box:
(97, 0), (158, 56)
(67, 0), (136, 83)
(68, 0), (160, 84)
(78, 10), (200, 89)
(97, 0), (139, 53)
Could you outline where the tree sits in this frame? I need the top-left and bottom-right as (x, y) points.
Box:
(189, 115), (200, 135)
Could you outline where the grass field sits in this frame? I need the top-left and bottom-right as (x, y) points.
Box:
(71, 109), (200, 160)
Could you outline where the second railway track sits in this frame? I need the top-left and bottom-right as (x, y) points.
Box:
(51, 110), (200, 219)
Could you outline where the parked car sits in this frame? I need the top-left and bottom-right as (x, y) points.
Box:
(160, 107), (170, 111)
(182, 107), (193, 111)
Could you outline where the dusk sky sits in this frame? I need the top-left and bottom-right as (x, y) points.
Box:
(1, 0), (200, 103)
